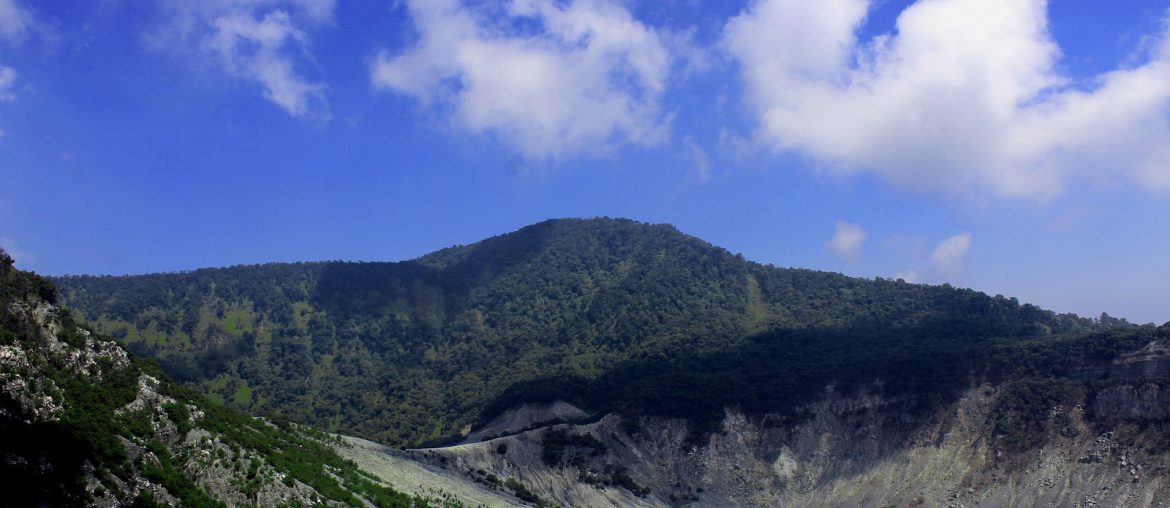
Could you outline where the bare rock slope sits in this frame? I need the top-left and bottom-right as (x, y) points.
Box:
(360, 344), (1170, 508)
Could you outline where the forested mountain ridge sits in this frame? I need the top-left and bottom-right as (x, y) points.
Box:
(55, 218), (1110, 446)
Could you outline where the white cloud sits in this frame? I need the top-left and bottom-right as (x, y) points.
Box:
(0, 66), (15, 101)
(149, 0), (334, 118)
(683, 135), (711, 180)
(0, 0), (34, 43)
(826, 220), (866, 260)
(0, 0), (37, 104)
(371, 0), (676, 159)
(931, 233), (971, 275)
(724, 0), (1170, 200)
(894, 269), (920, 283)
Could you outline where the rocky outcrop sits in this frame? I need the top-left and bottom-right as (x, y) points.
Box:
(1094, 383), (1170, 421)
(1, 291), (328, 506)
(461, 400), (591, 444)
(1073, 341), (1170, 383)
(0, 301), (128, 425)
(2, 267), (441, 507)
(179, 429), (323, 507)
(1075, 341), (1170, 423)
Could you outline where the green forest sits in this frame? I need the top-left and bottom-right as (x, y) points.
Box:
(54, 218), (1151, 447)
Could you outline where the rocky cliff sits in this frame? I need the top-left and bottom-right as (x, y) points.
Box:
(365, 342), (1170, 508)
(1, 294), (323, 505)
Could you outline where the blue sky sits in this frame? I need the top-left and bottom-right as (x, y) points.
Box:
(2, 0), (1170, 324)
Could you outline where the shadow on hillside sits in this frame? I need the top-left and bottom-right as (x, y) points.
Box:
(310, 222), (559, 321)
(425, 324), (1166, 501)
(475, 321), (1165, 448)
(0, 396), (89, 505)
(480, 322), (991, 439)
(313, 261), (443, 320)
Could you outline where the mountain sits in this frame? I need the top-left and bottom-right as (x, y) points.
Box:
(14, 217), (1170, 507)
(56, 218), (1105, 447)
(0, 249), (477, 507)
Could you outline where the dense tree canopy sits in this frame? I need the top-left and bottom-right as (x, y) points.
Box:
(54, 218), (1128, 446)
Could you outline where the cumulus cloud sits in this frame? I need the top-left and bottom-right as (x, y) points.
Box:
(371, 0), (676, 159)
(827, 220), (866, 260)
(931, 233), (971, 275)
(724, 0), (1170, 199)
(0, 66), (15, 101)
(149, 0), (333, 118)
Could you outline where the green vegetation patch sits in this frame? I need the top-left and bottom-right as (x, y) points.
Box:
(223, 308), (255, 335)
(232, 383), (253, 407)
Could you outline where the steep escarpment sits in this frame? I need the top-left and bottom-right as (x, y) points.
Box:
(376, 324), (1170, 507)
(403, 361), (1170, 508)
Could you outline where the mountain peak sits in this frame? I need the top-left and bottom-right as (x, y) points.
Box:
(415, 217), (713, 272)
(53, 219), (1104, 447)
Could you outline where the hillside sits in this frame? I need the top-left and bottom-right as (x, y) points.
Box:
(397, 364), (1170, 507)
(55, 218), (1108, 446)
(0, 249), (460, 507)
